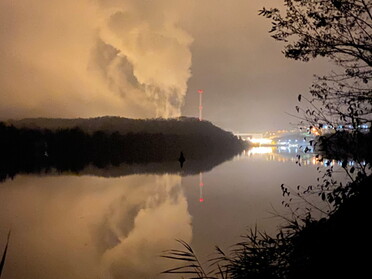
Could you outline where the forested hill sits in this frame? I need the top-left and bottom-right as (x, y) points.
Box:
(7, 116), (230, 136)
(1, 117), (247, 182)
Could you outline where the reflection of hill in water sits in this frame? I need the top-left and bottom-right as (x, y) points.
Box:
(51, 155), (236, 178)
(1, 154), (237, 182)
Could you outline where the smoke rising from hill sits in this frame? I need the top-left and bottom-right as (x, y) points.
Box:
(0, 0), (192, 119)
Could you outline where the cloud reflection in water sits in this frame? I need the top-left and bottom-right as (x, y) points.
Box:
(0, 174), (192, 279)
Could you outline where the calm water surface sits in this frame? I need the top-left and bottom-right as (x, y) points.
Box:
(0, 147), (337, 279)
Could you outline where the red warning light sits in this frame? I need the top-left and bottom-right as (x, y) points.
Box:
(199, 183), (204, 187)
(199, 198), (204, 202)
(198, 89), (204, 94)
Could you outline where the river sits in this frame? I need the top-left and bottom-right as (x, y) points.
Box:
(0, 146), (346, 279)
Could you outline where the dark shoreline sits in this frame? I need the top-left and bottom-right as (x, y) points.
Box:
(0, 117), (248, 182)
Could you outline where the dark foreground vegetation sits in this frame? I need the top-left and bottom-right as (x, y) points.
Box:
(0, 118), (246, 182)
(163, 172), (371, 279)
(317, 130), (372, 163)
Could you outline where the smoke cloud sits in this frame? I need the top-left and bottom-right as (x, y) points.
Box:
(0, 0), (192, 119)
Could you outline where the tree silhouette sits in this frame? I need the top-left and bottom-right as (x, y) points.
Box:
(260, 0), (372, 129)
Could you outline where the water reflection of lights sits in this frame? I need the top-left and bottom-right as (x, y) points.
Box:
(243, 147), (359, 167)
(199, 172), (204, 203)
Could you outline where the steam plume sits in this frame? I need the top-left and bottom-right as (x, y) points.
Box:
(0, 0), (193, 119)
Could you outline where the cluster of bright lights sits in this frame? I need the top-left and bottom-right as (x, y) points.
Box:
(310, 127), (320, 136)
(249, 138), (273, 145)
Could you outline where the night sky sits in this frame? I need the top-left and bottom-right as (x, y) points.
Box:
(0, 0), (334, 132)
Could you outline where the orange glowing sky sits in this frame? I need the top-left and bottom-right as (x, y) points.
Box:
(0, 0), (332, 131)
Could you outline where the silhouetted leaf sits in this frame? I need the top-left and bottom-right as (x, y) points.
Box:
(321, 192), (326, 201)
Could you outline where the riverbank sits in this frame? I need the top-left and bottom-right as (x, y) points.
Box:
(0, 117), (247, 181)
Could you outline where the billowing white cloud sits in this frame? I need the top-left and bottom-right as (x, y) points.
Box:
(0, 0), (192, 119)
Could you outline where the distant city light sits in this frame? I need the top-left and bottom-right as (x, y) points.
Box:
(249, 138), (273, 145)
(310, 127), (320, 136)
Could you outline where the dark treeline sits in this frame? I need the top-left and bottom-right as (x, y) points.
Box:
(317, 131), (372, 164)
(7, 116), (233, 136)
(0, 121), (246, 182)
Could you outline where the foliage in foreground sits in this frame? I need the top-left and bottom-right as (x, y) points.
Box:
(260, 0), (371, 130)
(0, 231), (10, 278)
(260, 0), (372, 135)
(162, 174), (371, 279)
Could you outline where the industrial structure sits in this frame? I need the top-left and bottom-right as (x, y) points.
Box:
(198, 89), (203, 121)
